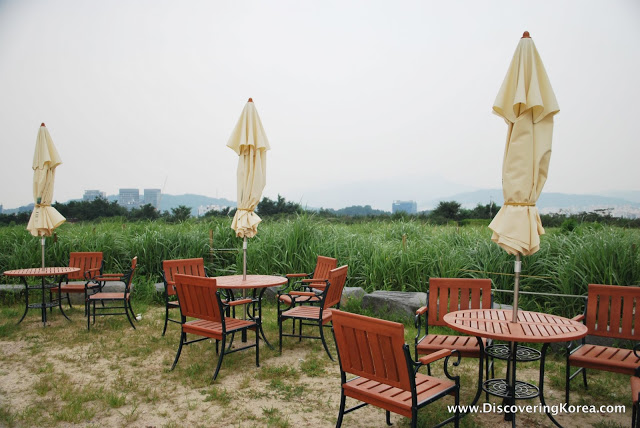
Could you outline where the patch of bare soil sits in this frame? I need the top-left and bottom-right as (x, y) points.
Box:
(0, 307), (633, 427)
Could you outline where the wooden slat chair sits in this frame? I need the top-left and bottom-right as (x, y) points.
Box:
(161, 258), (207, 336)
(50, 252), (103, 313)
(278, 265), (348, 360)
(170, 274), (259, 381)
(332, 310), (460, 428)
(415, 278), (492, 372)
(87, 257), (138, 330)
(278, 255), (338, 307)
(566, 283), (640, 404)
(415, 278), (493, 406)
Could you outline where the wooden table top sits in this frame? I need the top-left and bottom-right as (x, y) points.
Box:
(212, 275), (287, 290)
(443, 309), (588, 343)
(3, 267), (80, 277)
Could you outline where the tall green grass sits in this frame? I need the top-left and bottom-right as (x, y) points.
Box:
(1, 215), (638, 317)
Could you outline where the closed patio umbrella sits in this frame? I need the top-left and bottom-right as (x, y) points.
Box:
(26, 123), (66, 267)
(488, 32), (560, 321)
(227, 98), (270, 280)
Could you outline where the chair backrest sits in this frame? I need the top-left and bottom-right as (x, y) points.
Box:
(322, 265), (349, 309)
(427, 278), (492, 327)
(163, 258), (206, 296)
(332, 310), (411, 391)
(173, 274), (223, 323)
(122, 257), (138, 294)
(68, 252), (103, 281)
(585, 284), (640, 340)
(311, 256), (338, 288)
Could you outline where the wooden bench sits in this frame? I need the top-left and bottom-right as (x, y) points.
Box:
(566, 283), (640, 403)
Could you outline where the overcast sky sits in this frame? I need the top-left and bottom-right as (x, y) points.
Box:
(1, 0), (638, 210)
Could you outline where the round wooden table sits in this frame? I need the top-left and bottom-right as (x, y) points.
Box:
(214, 275), (288, 290)
(444, 309), (588, 427)
(4, 267), (80, 326)
(213, 275), (287, 347)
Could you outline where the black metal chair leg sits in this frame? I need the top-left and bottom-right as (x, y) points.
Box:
(171, 332), (185, 370)
(279, 315), (284, 355)
(212, 336), (227, 381)
(162, 306), (169, 336)
(124, 301), (136, 329)
(319, 323), (333, 361)
(128, 300), (136, 321)
(336, 389), (346, 428)
(17, 279), (29, 324)
(226, 332), (236, 351)
(255, 326), (260, 368)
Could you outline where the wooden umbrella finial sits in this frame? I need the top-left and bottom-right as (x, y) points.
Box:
(248, 98), (253, 102)
(522, 31), (531, 38)
(41, 123), (46, 127)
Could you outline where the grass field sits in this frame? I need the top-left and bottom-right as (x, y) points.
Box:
(1, 215), (638, 318)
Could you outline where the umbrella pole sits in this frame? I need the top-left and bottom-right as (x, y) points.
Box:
(242, 236), (248, 329)
(512, 253), (521, 323)
(242, 236), (247, 281)
(41, 236), (45, 268)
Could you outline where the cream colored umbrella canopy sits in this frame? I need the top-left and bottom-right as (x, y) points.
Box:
(488, 32), (559, 322)
(227, 98), (270, 278)
(26, 123), (66, 267)
(489, 32), (559, 256)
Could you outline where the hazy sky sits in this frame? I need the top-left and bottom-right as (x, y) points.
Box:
(1, 0), (638, 210)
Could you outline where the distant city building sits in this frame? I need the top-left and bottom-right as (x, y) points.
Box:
(143, 189), (162, 209)
(118, 188), (140, 209)
(0, 204), (3, 214)
(392, 200), (417, 214)
(83, 190), (106, 201)
(198, 204), (228, 217)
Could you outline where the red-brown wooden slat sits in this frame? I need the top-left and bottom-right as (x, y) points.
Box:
(459, 287), (470, 310)
(633, 297), (640, 338)
(449, 288), (459, 317)
(356, 328), (375, 375)
(610, 294), (622, 335)
(596, 294), (610, 334)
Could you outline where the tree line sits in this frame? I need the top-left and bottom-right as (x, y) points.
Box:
(1, 195), (638, 228)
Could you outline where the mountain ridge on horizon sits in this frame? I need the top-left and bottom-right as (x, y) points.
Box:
(2, 190), (639, 215)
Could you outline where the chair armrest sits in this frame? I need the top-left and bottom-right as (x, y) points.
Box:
(418, 349), (452, 366)
(301, 278), (327, 283)
(416, 305), (428, 316)
(95, 274), (123, 282)
(572, 314), (584, 322)
(99, 273), (123, 277)
(286, 273), (308, 278)
(290, 291), (317, 297)
(84, 267), (102, 279)
(226, 298), (252, 307)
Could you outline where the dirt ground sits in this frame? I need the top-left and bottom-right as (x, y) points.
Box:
(0, 305), (633, 428)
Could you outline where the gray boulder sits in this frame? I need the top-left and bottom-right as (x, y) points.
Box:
(341, 287), (366, 307)
(362, 291), (427, 320)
